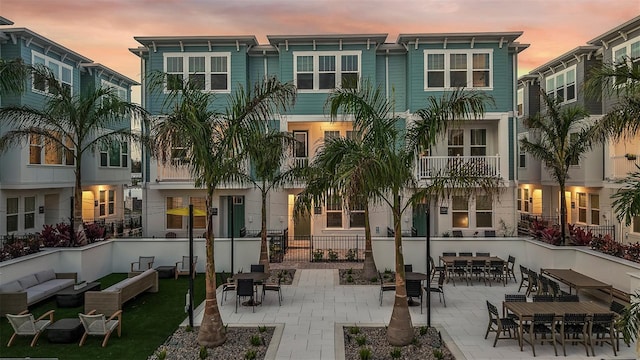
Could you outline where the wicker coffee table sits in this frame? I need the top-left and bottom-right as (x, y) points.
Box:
(56, 282), (101, 308)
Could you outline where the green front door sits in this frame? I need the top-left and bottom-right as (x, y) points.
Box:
(226, 196), (245, 237)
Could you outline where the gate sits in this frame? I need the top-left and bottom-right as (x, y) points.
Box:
(269, 235), (365, 263)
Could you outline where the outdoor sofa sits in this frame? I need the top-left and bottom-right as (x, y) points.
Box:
(84, 268), (158, 314)
(0, 269), (77, 316)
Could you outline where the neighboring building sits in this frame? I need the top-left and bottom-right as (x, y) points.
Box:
(131, 31), (527, 239)
(517, 15), (640, 243)
(0, 21), (137, 235)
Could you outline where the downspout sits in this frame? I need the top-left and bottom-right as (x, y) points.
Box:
(512, 49), (519, 234)
(385, 49), (389, 99)
(141, 55), (148, 236)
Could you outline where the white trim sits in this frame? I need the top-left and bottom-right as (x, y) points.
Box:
(163, 52), (231, 93)
(293, 50), (361, 93)
(423, 49), (493, 90)
(31, 50), (73, 96)
(543, 65), (577, 105)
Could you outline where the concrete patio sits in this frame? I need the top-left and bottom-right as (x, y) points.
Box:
(188, 268), (636, 360)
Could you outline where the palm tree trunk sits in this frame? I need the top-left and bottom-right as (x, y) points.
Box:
(362, 203), (377, 280)
(197, 191), (226, 347)
(73, 161), (85, 245)
(559, 183), (567, 245)
(259, 189), (270, 274)
(387, 196), (413, 346)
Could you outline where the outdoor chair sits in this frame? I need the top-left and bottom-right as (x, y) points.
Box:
(484, 300), (519, 347)
(221, 274), (235, 304)
(428, 256), (445, 280)
(236, 278), (256, 313)
(504, 294), (527, 320)
(548, 279), (567, 298)
(589, 313), (617, 356)
(262, 277), (282, 306)
(175, 255), (198, 279)
(611, 301), (631, 350)
(532, 294), (554, 302)
(451, 259), (469, 286)
(441, 252), (456, 266)
(131, 256), (155, 272)
(538, 275), (550, 295)
(378, 271), (396, 306)
(556, 313), (589, 356)
(470, 259), (488, 285)
(458, 252), (473, 256)
(488, 260), (506, 286)
(522, 313), (558, 356)
(452, 230), (464, 237)
(6, 310), (55, 347)
(425, 270), (446, 307)
(406, 279), (423, 313)
(506, 255), (517, 283)
(78, 309), (122, 347)
(404, 264), (413, 273)
(518, 265), (530, 293)
(476, 252), (490, 257)
(526, 270), (539, 297)
(557, 294), (580, 302)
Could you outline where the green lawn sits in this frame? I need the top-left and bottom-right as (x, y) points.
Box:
(0, 272), (216, 360)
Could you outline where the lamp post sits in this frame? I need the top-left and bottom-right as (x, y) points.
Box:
(188, 204), (194, 328)
(425, 205), (431, 328)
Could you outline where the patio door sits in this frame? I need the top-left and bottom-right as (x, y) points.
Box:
(224, 196), (245, 237)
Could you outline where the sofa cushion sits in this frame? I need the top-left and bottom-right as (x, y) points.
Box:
(35, 269), (56, 283)
(17, 274), (39, 289)
(0, 280), (23, 293)
(26, 279), (75, 304)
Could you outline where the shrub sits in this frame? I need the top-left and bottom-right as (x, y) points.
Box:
(419, 326), (428, 335)
(359, 348), (372, 360)
(390, 347), (402, 358)
(199, 345), (208, 359)
(313, 249), (324, 262)
(258, 325), (267, 333)
(355, 335), (367, 346)
(568, 224), (593, 246)
(349, 325), (360, 334)
(250, 335), (262, 346)
(328, 248), (338, 261)
(433, 348), (444, 360)
(244, 349), (257, 360)
(346, 248), (357, 261)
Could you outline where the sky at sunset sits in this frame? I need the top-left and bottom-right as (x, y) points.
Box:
(1, 0), (639, 104)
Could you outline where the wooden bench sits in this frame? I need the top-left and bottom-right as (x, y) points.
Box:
(84, 269), (158, 314)
(583, 287), (631, 306)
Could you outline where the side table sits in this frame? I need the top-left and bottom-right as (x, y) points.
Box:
(56, 282), (101, 308)
(155, 265), (176, 279)
(47, 318), (83, 343)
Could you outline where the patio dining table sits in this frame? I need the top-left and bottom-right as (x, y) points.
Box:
(232, 272), (270, 306)
(503, 300), (611, 349)
(540, 268), (613, 303)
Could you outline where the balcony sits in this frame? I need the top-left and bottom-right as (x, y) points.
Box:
(609, 155), (640, 180)
(155, 159), (250, 184)
(416, 155), (501, 180)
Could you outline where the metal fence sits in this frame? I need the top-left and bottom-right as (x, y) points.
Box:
(517, 213), (616, 241)
(269, 235), (366, 263)
(572, 224), (616, 241)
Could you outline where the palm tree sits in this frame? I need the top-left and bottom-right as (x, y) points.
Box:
(519, 92), (592, 244)
(150, 74), (296, 347)
(0, 58), (31, 94)
(0, 71), (148, 234)
(239, 126), (299, 274)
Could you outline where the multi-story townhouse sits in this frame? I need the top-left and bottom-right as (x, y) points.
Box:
(0, 22), (136, 235)
(517, 15), (640, 243)
(132, 32), (526, 239)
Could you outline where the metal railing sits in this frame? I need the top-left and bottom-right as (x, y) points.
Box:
(416, 155), (501, 180)
(572, 224), (616, 241)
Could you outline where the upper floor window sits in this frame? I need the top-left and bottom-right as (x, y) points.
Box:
(101, 80), (127, 100)
(293, 51), (361, 92)
(164, 53), (230, 92)
(29, 131), (75, 166)
(32, 51), (73, 96)
(100, 142), (128, 168)
(517, 88), (524, 116)
(612, 38), (640, 85)
(544, 66), (576, 104)
(424, 50), (493, 90)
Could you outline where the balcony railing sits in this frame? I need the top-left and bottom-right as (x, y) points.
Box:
(610, 155), (640, 180)
(156, 160), (250, 182)
(416, 155), (501, 180)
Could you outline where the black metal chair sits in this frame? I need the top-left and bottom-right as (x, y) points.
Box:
(506, 255), (517, 283)
(488, 260), (506, 286)
(451, 259), (469, 286)
(589, 313), (617, 356)
(518, 265), (530, 293)
(378, 271), (395, 306)
(406, 279), (423, 313)
(236, 278), (255, 313)
(522, 313), (558, 356)
(425, 270), (446, 307)
(556, 313), (589, 356)
(262, 277), (282, 306)
(404, 264), (413, 273)
(470, 259), (488, 285)
(485, 300), (519, 347)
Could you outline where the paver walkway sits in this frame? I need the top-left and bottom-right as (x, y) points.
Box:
(190, 269), (636, 360)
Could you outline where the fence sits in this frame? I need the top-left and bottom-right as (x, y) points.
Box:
(268, 235), (366, 263)
(518, 213), (616, 241)
(572, 224), (616, 241)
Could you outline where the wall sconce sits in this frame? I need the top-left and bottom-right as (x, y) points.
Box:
(529, 197), (533, 203)
(94, 200), (99, 207)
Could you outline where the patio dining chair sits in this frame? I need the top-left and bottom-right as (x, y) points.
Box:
(131, 256), (155, 272)
(475, 252), (490, 257)
(406, 279), (423, 313)
(556, 313), (589, 356)
(538, 275), (550, 295)
(518, 265), (530, 293)
(236, 278), (256, 313)
(522, 313), (558, 356)
(504, 294), (526, 320)
(378, 271), (396, 306)
(425, 270), (446, 307)
(557, 294), (579, 302)
(221, 274), (236, 304)
(78, 309), (122, 347)
(611, 301), (631, 350)
(262, 277), (283, 306)
(589, 313), (617, 356)
(451, 259), (469, 286)
(6, 310), (55, 347)
(404, 264), (413, 273)
(526, 270), (539, 297)
(532, 294), (554, 302)
(452, 230), (464, 237)
(470, 259), (488, 285)
(458, 252), (473, 256)
(506, 255), (517, 283)
(488, 260), (506, 286)
(484, 300), (519, 347)
(175, 255), (198, 279)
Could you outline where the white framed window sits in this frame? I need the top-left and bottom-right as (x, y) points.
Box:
(166, 196), (183, 229)
(517, 88), (524, 116)
(577, 192), (587, 223)
(470, 129), (486, 156)
(6, 197), (18, 233)
(452, 195), (468, 228)
(424, 49), (493, 90)
(523, 188), (530, 213)
(324, 131), (340, 140)
(24, 196), (35, 230)
(476, 195), (493, 228)
(293, 51), (361, 92)
(612, 38), (640, 86)
(448, 129), (464, 156)
(101, 80), (127, 100)
(100, 142), (128, 168)
(326, 193), (342, 228)
(590, 194), (600, 225)
(99, 190), (115, 217)
(544, 65), (576, 104)
(164, 52), (231, 92)
(349, 197), (365, 228)
(190, 197), (206, 229)
(28, 132), (75, 166)
(517, 189), (522, 211)
(32, 51), (73, 96)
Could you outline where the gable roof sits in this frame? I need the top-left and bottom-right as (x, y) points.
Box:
(587, 15), (640, 46)
(81, 63), (139, 86)
(0, 28), (92, 65)
(530, 45), (599, 75)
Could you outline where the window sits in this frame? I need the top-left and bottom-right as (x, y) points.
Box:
(519, 136), (526, 168)
(634, 216), (640, 233)
(523, 188), (530, 213)
(100, 142), (128, 168)
(612, 39), (640, 86)
(101, 80), (127, 100)
(590, 194), (600, 225)
(29, 132), (75, 166)
(190, 197), (206, 229)
(544, 66), (576, 104)
(6, 198), (18, 233)
(349, 197), (365, 228)
(517, 189), (522, 211)
(24, 196), (35, 230)
(517, 88), (524, 116)
(470, 129), (486, 156)
(294, 51), (361, 92)
(99, 190), (115, 217)
(32, 51), (73, 96)
(577, 192), (587, 223)
(424, 50), (493, 89)
(476, 195), (493, 228)
(324, 131), (340, 141)
(448, 129), (464, 156)
(326, 194), (342, 228)
(166, 197), (183, 229)
(452, 196), (468, 228)
(164, 53), (230, 92)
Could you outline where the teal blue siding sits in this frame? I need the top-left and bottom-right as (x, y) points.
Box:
(387, 54), (407, 113)
(508, 117), (514, 180)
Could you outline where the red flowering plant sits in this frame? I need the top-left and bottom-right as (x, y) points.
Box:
(568, 224), (593, 246)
